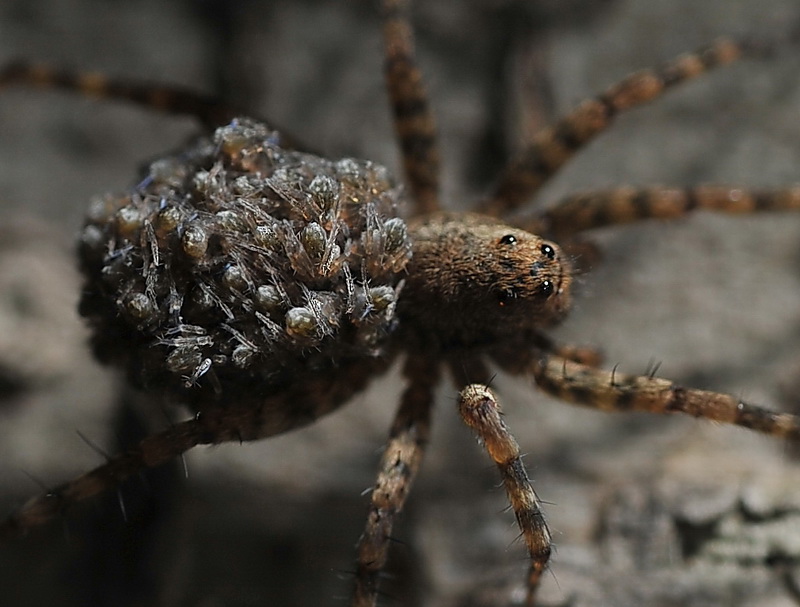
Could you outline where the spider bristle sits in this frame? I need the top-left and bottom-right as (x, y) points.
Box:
(75, 429), (111, 461)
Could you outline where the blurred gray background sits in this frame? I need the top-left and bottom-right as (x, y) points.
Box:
(2, 0), (800, 605)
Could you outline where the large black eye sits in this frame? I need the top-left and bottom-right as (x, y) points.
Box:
(497, 288), (516, 305)
(540, 280), (554, 297)
(540, 243), (555, 260)
(499, 234), (517, 246)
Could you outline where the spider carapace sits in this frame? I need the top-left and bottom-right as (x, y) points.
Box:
(2, 1), (800, 605)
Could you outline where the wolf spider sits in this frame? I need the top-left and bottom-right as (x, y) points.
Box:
(2, 0), (800, 605)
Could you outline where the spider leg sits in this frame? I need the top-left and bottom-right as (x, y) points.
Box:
(0, 61), (239, 129)
(449, 337), (602, 383)
(513, 352), (800, 440)
(478, 38), (766, 217)
(352, 354), (439, 607)
(528, 331), (603, 368)
(0, 356), (389, 541)
(458, 384), (551, 607)
(447, 357), (551, 606)
(0, 416), (207, 541)
(382, 0), (441, 215)
(518, 185), (800, 239)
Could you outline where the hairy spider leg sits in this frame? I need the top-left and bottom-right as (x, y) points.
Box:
(382, 0), (441, 215)
(444, 346), (607, 605)
(449, 354), (555, 606)
(492, 349), (800, 441)
(352, 354), (439, 607)
(0, 356), (390, 541)
(478, 38), (769, 217)
(528, 331), (603, 368)
(0, 60), (239, 129)
(517, 185), (800, 239)
(458, 384), (551, 607)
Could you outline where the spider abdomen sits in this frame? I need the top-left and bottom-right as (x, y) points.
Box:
(77, 118), (412, 408)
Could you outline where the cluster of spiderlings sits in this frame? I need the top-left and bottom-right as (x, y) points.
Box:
(78, 118), (411, 404)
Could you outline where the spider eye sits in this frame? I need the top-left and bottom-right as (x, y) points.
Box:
(540, 243), (555, 260)
(497, 288), (516, 305)
(499, 234), (517, 245)
(540, 280), (554, 297)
